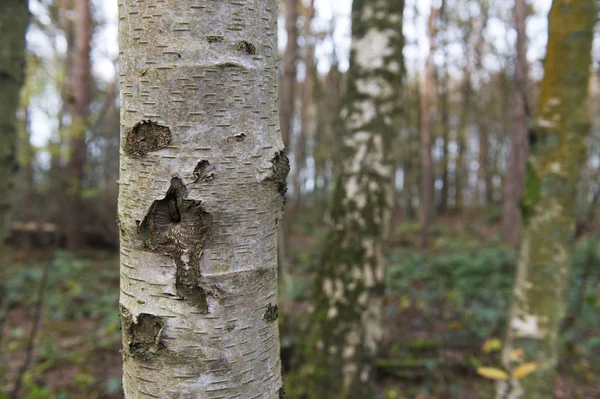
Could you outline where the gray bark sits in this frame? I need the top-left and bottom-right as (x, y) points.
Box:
(118, 1), (286, 397)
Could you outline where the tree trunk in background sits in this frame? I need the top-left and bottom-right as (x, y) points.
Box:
(0, 0), (28, 350)
(438, 0), (449, 214)
(291, 1), (405, 397)
(474, 2), (491, 206)
(419, 4), (436, 248)
(501, 0), (529, 247)
(66, 0), (92, 252)
(456, 19), (473, 210)
(497, 1), (595, 398)
(118, 1), (286, 397)
(281, 0), (298, 149)
(289, 0), (316, 227)
(0, 0), (29, 245)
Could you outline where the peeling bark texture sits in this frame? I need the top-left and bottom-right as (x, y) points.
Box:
(497, 1), (595, 398)
(66, 0), (92, 252)
(290, 0), (404, 398)
(0, 0), (28, 245)
(118, 1), (285, 397)
(501, 0), (530, 248)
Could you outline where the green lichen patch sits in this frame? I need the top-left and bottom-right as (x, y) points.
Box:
(123, 120), (172, 157)
(139, 177), (213, 312)
(263, 303), (279, 322)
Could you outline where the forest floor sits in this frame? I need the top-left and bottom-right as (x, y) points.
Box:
(1, 208), (599, 399)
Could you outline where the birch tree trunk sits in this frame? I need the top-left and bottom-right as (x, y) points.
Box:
(290, 0), (404, 397)
(501, 0), (529, 247)
(118, 1), (286, 397)
(0, 0), (28, 245)
(497, 1), (595, 397)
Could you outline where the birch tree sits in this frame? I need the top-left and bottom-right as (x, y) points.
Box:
(118, 1), (286, 397)
(497, 0), (595, 397)
(291, 0), (405, 397)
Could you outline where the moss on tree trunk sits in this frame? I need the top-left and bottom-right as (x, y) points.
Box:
(0, 0), (28, 245)
(497, 1), (596, 398)
(288, 0), (404, 397)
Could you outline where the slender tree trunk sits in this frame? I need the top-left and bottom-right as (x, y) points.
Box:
(66, 0), (92, 251)
(289, 0), (315, 227)
(118, 1), (286, 397)
(438, 0), (450, 214)
(497, 1), (595, 398)
(291, 1), (405, 397)
(280, 0), (299, 149)
(420, 4), (436, 248)
(501, 0), (530, 247)
(0, 0), (29, 352)
(0, 0), (29, 244)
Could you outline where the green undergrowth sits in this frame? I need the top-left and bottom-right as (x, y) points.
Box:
(1, 250), (121, 399)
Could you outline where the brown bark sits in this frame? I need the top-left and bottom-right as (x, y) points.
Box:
(66, 0), (92, 251)
(280, 0), (299, 149)
(501, 0), (529, 247)
(419, 4), (437, 248)
(289, 0), (315, 227)
(438, 0), (449, 213)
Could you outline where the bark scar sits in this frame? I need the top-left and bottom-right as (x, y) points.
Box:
(123, 120), (172, 157)
(139, 177), (213, 312)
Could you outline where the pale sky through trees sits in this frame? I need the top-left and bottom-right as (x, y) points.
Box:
(27, 0), (553, 152)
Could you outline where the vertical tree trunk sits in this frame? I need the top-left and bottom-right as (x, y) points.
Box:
(501, 0), (530, 247)
(289, 0), (316, 228)
(419, 4), (436, 248)
(291, 1), (405, 397)
(497, 1), (595, 398)
(0, 0), (29, 351)
(474, 1), (491, 206)
(438, 0), (450, 214)
(118, 1), (286, 397)
(66, 0), (92, 251)
(456, 18), (473, 210)
(0, 0), (29, 244)
(280, 0), (299, 149)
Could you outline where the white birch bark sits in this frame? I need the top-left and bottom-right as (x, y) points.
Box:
(117, 1), (286, 398)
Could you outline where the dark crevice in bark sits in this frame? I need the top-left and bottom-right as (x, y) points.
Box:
(237, 41), (256, 55)
(120, 306), (167, 361)
(192, 160), (214, 182)
(139, 177), (213, 312)
(263, 303), (279, 322)
(265, 151), (290, 199)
